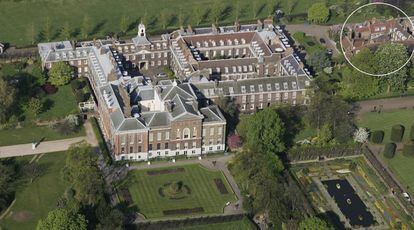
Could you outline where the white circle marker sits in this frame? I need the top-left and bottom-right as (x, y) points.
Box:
(339, 2), (414, 77)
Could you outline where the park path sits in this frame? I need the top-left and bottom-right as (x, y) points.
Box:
(355, 95), (414, 118)
(285, 24), (340, 56)
(0, 121), (98, 158)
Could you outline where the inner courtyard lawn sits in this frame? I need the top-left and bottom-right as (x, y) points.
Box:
(37, 84), (79, 121)
(0, 152), (69, 230)
(119, 164), (236, 219)
(357, 109), (414, 143)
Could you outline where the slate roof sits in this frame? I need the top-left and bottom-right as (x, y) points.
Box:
(118, 118), (147, 132)
(200, 106), (226, 123)
(193, 75), (311, 98)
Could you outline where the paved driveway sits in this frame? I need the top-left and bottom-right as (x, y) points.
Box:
(285, 24), (340, 57)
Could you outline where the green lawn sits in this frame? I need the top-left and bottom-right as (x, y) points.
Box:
(119, 164), (236, 219)
(0, 0), (339, 47)
(0, 152), (69, 230)
(357, 109), (414, 143)
(381, 152), (414, 195)
(37, 84), (79, 121)
(0, 122), (85, 146)
(177, 217), (256, 230)
(292, 32), (325, 55)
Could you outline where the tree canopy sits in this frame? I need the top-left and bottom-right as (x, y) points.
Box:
(0, 78), (17, 124)
(308, 3), (330, 24)
(36, 208), (87, 230)
(48, 61), (73, 86)
(308, 50), (331, 72)
(64, 142), (105, 206)
(298, 217), (332, 230)
(374, 43), (409, 92)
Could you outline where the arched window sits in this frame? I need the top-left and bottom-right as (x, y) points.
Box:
(183, 128), (191, 139)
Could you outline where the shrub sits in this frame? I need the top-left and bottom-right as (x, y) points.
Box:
(42, 83), (57, 94)
(70, 79), (82, 90)
(383, 143), (396, 158)
(403, 141), (414, 157)
(390, 125), (405, 142)
(410, 124), (414, 141)
(370, 130), (384, 144)
(75, 91), (85, 102)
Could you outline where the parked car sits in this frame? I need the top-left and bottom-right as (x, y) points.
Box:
(157, 72), (167, 78)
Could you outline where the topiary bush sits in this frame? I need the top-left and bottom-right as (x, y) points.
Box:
(403, 141), (414, 157)
(390, 125), (405, 142)
(383, 143), (396, 159)
(370, 130), (384, 144)
(410, 124), (414, 141)
(71, 79), (82, 90)
(74, 91), (85, 102)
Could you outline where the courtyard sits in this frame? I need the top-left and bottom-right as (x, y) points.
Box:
(116, 164), (237, 219)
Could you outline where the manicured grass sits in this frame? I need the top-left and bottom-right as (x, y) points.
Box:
(292, 32), (325, 55)
(119, 164), (236, 219)
(178, 217), (256, 230)
(0, 122), (85, 146)
(0, 0), (338, 47)
(357, 109), (414, 143)
(0, 152), (69, 230)
(381, 152), (414, 195)
(38, 84), (79, 121)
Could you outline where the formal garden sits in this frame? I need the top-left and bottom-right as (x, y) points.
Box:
(0, 59), (88, 146)
(291, 157), (414, 229)
(0, 152), (69, 230)
(116, 164), (236, 219)
(358, 108), (414, 195)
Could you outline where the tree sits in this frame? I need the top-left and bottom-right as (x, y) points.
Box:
(286, 0), (298, 15)
(374, 43), (409, 92)
(43, 17), (52, 41)
(48, 61), (73, 86)
(0, 161), (17, 211)
(23, 162), (44, 183)
(267, 0), (275, 17)
(60, 22), (72, 40)
(354, 127), (369, 143)
(245, 107), (286, 154)
(233, 1), (241, 21)
(159, 9), (170, 29)
(308, 3), (330, 24)
(193, 5), (204, 26)
(178, 7), (185, 27)
(26, 97), (43, 116)
(26, 23), (37, 45)
(36, 208), (87, 230)
(252, 1), (258, 19)
(120, 15), (129, 34)
(81, 16), (91, 39)
(64, 142), (105, 206)
(307, 50), (331, 72)
(298, 217), (332, 230)
(210, 0), (223, 24)
(0, 78), (16, 124)
(216, 95), (237, 120)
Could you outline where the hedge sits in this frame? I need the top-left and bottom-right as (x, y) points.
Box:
(383, 143), (396, 159)
(288, 143), (361, 161)
(410, 124), (414, 141)
(370, 130), (384, 144)
(91, 117), (112, 165)
(390, 125), (405, 142)
(403, 141), (414, 157)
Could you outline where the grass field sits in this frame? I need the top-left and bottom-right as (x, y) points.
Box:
(0, 152), (69, 230)
(177, 217), (256, 230)
(0, 0), (324, 47)
(0, 123), (85, 146)
(382, 153), (414, 195)
(119, 164), (236, 219)
(357, 109), (414, 143)
(292, 32), (325, 55)
(37, 84), (79, 121)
